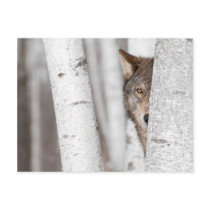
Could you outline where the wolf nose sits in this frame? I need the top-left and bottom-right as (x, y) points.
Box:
(144, 114), (149, 124)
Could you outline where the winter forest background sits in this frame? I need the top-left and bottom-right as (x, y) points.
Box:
(17, 38), (193, 172)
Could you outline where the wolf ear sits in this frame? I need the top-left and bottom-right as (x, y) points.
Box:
(119, 49), (139, 80)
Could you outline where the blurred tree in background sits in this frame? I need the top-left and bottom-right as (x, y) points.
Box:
(18, 39), (61, 171)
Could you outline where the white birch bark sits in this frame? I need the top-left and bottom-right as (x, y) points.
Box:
(125, 39), (156, 171)
(145, 39), (193, 172)
(99, 39), (126, 171)
(43, 39), (104, 172)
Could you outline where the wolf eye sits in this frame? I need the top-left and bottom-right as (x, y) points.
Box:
(136, 88), (143, 94)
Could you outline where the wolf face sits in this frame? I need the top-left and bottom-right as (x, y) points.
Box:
(119, 49), (154, 155)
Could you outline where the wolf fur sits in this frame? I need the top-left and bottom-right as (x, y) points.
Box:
(119, 49), (154, 155)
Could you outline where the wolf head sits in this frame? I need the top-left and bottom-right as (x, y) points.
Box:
(119, 49), (154, 154)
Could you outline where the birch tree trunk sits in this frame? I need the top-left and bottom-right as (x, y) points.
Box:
(17, 39), (31, 171)
(22, 39), (61, 171)
(84, 39), (110, 169)
(125, 39), (156, 171)
(99, 39), (126, 171)
(32, 39), (61, 171)
(85, 39), (126, 171)
(128, 39), (156, 57)
(43, 39), (104, 172)
(25, 39), (42, 171)
(146, 39), (193, 172)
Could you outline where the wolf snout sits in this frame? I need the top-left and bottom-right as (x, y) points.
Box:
(144, 113), (149, 124)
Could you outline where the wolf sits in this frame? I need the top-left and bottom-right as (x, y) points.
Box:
(119, 49), (154, 155)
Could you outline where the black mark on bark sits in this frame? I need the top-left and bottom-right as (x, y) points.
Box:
(187, 38), (193, 42)
(70, 101), (91, 106)
(151, 138), (168, 144)
(63, 134), (69, 139)
(58, 73), (65, 78)
(75, 58), (87, 68)
(173, 90), (186, 95)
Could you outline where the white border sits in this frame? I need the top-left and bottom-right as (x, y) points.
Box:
(0, 0), (210, 210)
